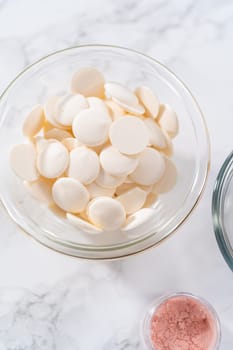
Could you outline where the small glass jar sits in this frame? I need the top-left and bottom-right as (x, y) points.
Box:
(141, 292), (221, 350)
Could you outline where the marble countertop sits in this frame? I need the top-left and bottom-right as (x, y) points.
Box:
(0, 0), (233, 349)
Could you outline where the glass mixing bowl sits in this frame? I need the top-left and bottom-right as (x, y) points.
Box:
(212, 151), (233, 271)
(0, 45), (210, 259)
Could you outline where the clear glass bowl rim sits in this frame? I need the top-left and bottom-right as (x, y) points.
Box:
(0, 44), (210, 259)
(212, 151), (233, 271)
(141, 292), (221, 350)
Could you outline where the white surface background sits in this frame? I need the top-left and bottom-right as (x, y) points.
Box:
(0, 0), (233, 349)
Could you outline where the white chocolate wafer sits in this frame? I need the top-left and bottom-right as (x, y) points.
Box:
(109, 116), (149, 155)
(44, 128), (72, 142)
(116, 187), (147, 214)
(100, 146), (138, 177)
(68, 147), (100, 184)
(10, 143), (39, 181)
(152, 158), (177, 194)
(55, 94), (88, 126)
(135, 86), (159, 118)
(158, 104), (179, 138)
(72, 108), (110, 146)
(23, 105), (45, 137)
(87, 196), (126, 230)
(144, 118), (166, 149)
(24, 177), (53, 204)
(71, 67), (105, 98)
(96, 168), (125, 189)
(130, 147), (165, 185)
(66, 213), (102, 234)
(86, 182), (115, 199)
(37, 140), (69, 178)
(52, 177), (89, 213)
(122, 208), (154, 232)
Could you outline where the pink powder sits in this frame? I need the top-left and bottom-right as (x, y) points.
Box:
(150, 295), (218, 350)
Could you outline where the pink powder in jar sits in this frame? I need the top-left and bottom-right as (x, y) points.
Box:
(150, 295), (219, 350)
